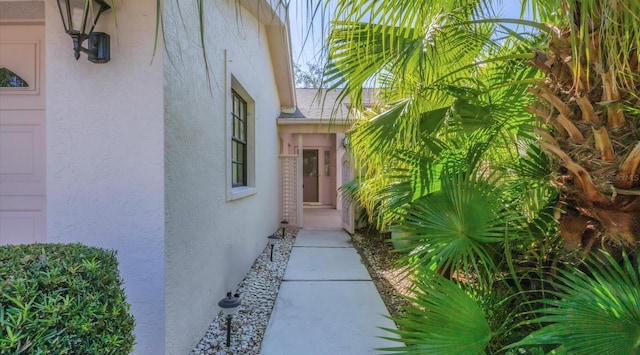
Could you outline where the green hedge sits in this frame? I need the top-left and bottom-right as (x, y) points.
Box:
(0, 243), (135, 354)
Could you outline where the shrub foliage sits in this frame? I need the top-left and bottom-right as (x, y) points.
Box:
(0, 243), (135, 354)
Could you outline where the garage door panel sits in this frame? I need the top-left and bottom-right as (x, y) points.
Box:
(0, 130), (35, 174)
(0, 211), (44, 244)
(0, 111), (45, 195)
(0, 23), (45, 245)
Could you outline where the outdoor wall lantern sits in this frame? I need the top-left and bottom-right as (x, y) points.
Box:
(280, 220), (289, 238)
(267, 234), (279, 262)
(56, 0), (111, 63)
(218, 292), (242, 347)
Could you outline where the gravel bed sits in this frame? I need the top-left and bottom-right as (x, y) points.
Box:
(190, 228), (298, 355)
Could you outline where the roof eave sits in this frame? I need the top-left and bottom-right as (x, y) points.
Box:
(239, 0), (296, 109)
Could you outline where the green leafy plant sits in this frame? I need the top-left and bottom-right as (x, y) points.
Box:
(510, 253), (640, 355)
(398, 163), (524, 282)
(0, 243), (135, 354)
(380, 274), (492, 354)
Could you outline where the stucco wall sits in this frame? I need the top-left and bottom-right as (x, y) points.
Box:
(163, 1), (282, 354)
(45, 2), (165, 354)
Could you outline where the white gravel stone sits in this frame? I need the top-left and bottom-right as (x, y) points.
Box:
(189, 229), (297, 355)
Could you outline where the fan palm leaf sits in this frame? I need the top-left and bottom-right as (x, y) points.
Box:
(380, 274), (492, 354)
(510, 253), (640, 354)
(398, 164), (520, 282)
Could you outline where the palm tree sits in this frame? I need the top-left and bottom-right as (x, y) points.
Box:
(323, 0), (550, 262)
(526, 1), (640, 255)
(315, 0), (640, 353)
(324, 0), (640, 257)
(323, 0), (544, 227)
(318, 2), (554, 352)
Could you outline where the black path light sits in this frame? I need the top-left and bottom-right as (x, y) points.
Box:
(56, 0), (111, 63)
(218, 292), (241, 347)
(267, 234), (279, 262)
(280, 220), (289, 238)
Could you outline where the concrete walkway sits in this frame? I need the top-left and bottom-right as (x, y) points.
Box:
(261, 228), (398, 354)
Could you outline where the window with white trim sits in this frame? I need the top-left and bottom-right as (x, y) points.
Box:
(228, 78), (255, 200)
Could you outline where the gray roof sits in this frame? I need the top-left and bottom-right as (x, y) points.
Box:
(280, 88), (376, 120)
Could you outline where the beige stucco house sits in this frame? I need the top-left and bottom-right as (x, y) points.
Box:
(0, 0), (309, 354)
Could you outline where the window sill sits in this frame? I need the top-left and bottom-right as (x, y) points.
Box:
(228, 186), (257, 201)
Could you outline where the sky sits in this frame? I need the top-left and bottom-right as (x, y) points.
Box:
(288, 1), (332, 69)
(287, 1), (532, 71)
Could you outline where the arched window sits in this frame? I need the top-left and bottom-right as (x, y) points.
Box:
(0, 67), (29, 88)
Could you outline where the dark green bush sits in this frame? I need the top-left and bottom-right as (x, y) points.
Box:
(0, 243), (135, 354)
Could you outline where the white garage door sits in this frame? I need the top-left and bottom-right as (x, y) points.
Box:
(0, 24), (46, 245)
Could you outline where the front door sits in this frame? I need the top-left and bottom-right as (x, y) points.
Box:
(0, 23), (46, 244)
(303, 149), (319, 203)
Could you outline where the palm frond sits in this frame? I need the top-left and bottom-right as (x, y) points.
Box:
(379, 274), (491, 354)
(325, 2), (500, 109)
(398, 166), (518, 282)
(510, 253), (640, 355)
(515, 143), (553, 181)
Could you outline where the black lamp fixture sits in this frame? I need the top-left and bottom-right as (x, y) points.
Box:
(267, 234), (279, 262)
(56, 0), (111, 63)
(218, 292), (241, 347)
(280, 220), (289, 238)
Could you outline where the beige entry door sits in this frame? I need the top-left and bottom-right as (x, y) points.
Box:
(0, 24), (46, 244)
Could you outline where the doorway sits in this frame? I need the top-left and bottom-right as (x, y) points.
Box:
(303, 149), (319, 203)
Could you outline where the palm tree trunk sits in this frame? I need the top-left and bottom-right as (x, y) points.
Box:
(529, 8), (640, 255)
